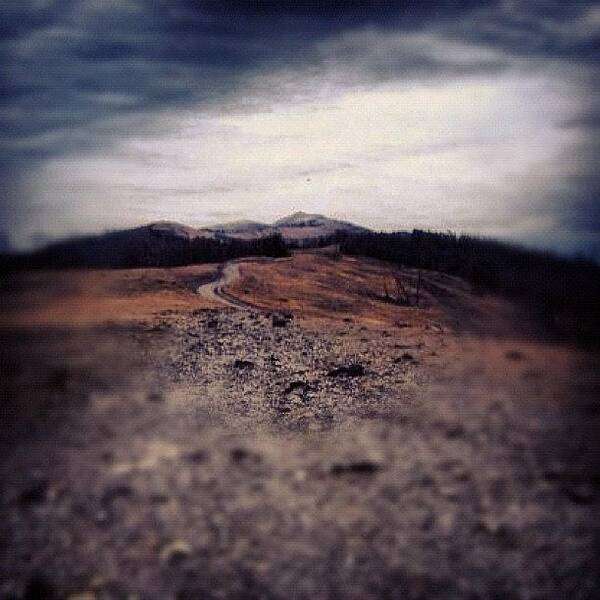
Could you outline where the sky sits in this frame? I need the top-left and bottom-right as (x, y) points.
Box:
(1, 1), (599, 257)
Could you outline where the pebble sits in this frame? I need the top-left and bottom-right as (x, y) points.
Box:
(160, 540), (192, 566)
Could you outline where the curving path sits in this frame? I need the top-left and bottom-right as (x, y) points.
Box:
(196, 257), (289, 309)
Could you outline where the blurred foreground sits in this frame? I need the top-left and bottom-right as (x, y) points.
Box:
(1, 252), (599, 599)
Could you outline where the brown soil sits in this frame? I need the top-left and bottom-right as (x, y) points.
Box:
(1, 250), (598, 599)
(0, 264), (220, 327)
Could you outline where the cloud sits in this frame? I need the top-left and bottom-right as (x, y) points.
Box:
(2, 1), (596, 165)
(9, 62), (589, 251)
(1, 1), (599, 256)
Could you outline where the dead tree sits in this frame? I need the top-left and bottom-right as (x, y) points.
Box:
(394, 275), (410, 305)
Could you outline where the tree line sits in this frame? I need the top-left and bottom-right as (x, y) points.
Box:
(339, 230), (600, 343)
(0, 227), (289, 270)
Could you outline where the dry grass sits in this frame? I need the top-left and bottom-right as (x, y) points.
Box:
(227, 252), (439, 328)
(0, 250), (544, 338)
(0, 264), (220, 328)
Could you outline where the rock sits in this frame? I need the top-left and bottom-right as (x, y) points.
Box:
(438, 512), (456, 535)
(394, 353), (414, 363)
(445, 424), (465, 439)
(184, 449), (207, 463)
(232, 359), (254, 370)
(284, 381), (308, 394)
(147, 391), (163, 402)
(149, 493), (169, 504)
(230, 447), (261, 465)
(272, 314), (289, 327)
(100, 484), (133, 507)
(160, 540), (192, 566)
(329, 460), (380, 475)
(418, 474), (435, 488)
(327, 364), (365, 378)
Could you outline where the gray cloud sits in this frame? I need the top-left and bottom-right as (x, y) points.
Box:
(1, 1), (599, 256)
(2, 1), (596, 164)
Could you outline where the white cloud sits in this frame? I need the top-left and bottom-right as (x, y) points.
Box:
(9, 32), (590, 253)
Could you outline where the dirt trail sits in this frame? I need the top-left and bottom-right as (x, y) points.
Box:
(196, 257), (289, 310)
(196, 262), (247, 308)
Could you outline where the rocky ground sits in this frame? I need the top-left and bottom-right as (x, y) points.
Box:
(1, 272), (599, 599)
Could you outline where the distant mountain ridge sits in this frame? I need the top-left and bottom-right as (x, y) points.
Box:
(152, 212), (370, 245)
(206, 211), (369, 245)
(2, 213), (371, 269)
(274, 211), (364, 230)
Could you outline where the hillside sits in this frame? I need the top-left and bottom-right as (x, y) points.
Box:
(206, 220), (278, 240)
(273, 211), (369, 246)
(208, 212), (370, 244)
(1, 248), (598, 598)
(1, 213), (371, 269)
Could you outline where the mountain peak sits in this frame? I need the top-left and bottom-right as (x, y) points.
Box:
(145, 221), (210, 239)
(274, 212), (328, 226)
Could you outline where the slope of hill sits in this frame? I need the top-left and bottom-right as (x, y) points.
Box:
(272, 211), (369, 246)
(2, 248), (598, 599)
(206, 212), (370, 245)
(146, 221), (214, 240)
(274, 211), (366, 230)
(26, 222), (205, 268)
(2, 213), (372, 269)
(5, 221), (288, 269)
(206, 220), (277, 240)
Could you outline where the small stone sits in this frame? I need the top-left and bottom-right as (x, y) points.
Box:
(285, 381), (308, 394)
(147, 391), (163, 402)
(438, 512), (455, 535)
(230, 447), (261, 465)
(160, 540), (192, 565)
(149, 493), (169, 504)
(329, 460), (380, 476)
(101, 484), (133, 507)
(272, 314), (289, 327)
(184, 449), (207, 463)
(445, 424), (465, 439)
(232, 359), (254, 370)
(327, 364), (365, 378)
(394, 353), (415, 363)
